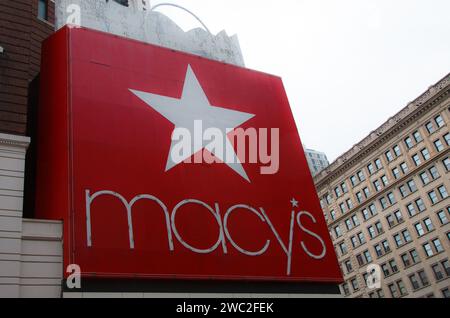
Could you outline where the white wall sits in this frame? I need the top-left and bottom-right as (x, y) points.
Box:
(0, 133), (63, 298)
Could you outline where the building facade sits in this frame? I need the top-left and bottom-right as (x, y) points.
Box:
(0, 0), (63, 298)
(315, 74), (450, 298)
(0, 1), (340, 298)
(305, 148), (330, 177)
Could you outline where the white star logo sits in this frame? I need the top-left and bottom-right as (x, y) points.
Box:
(290, 198), (299, 208)
(130, 65), (255, 182)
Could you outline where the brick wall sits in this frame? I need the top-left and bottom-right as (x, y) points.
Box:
(0, 0), (55, 135)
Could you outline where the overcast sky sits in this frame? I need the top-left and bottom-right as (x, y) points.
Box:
(151, 0), (450, 162)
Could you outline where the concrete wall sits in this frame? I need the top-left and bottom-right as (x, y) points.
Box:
(0, 133), (63, 298)
(54, 0), (245, 66)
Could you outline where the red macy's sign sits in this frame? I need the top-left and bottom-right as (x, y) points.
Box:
(35, 26), (342, 282)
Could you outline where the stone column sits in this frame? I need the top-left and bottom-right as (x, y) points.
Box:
(0, 133), (30, 297)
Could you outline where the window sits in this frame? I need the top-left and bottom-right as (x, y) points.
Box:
(339, 242), (348, 255)
(387, 192), (396, 205)
(435, 115), (445, 128)
(368, 226), (376, 239)
(335, 187), (342, 198)
(385, 150), (394, 162)
(367, 163), (375, 175)
(402, 229), (412, 243)
(357, 170), (365, 182)
(418, 270), (429, 286)
(381, 175), (389, 187)
(434, 139), (444, 152)
(423, 218), (434, 232)
(423, 242), (434, 257)
(341, 182), (349, 194)
(401, 254), (411, 267)
(444, 133), (450, 146)
(326, 194), (332, 205)
(393, 145), (402, 157)
(330, 210), (336, 221)
(407, 180), (417, 192)
(334, 225), (342, 238)
(344, 260), (353, 273)
(425, 121), (435, 134)
(350, 175), (357, 187)
(394, 210), (403, 223)
(363, 187), (370, 198)
(429, 166), (440, 180)
(420, 148), (431, 161)
(432, 264), (444, 281)
(394, 234), (403, 247)
(397, 280), (407, 296)
(402, 251), (418, 268)
(432, 238), (444, 253)
(356, 192), (363, 203)
(386, 260), (399, 275)
(362, 208), (370, 221)
(438, 185), (448, 199)
(428, 190), (439, 204)
(387, 214), (395, 228)
(442, 260), (450, 276)
(443, 157), (450, 171)
(382, 240), (390, 253)
(346, 199), (354, 210)
(364, 250), (372, 263)
(38, 0), (48, 21)
(409, 275), (420, 290)
(392, 167), (400, 180)
(379, 197), (388, 210)
(345, 219), (353, 231)
(342, 283), (350, 296)
(413, 131), (423, 143)
(382, 263), (391, 277)
(352, 214), (360, 226)
(412, 154), (422, 166)
(400, 162), (409, 174)
(375, 158), (383, 170)
(399, 185), (408, 198)
(351, 236), (358, 248)
(404, 137), (413, 149)
(373, 180), (382, 192)
(363, 273), (370, 286)
(358, 232), (366, 244)
(415, 198), (426, 212)
(443, 288), (450, 298)
(369, 203), (377, 216)
(340, 203), (347, 214)
(374, 244), (383, 257)
(410, 249), (420, 264)
(414, 223), (425, 237)
(406, 203), (416, 217)
(437, 210), (448, 225)
(420, 172), (430, 185)
(375, 221), (383, 234)
(351, 278), (359, 292)
(389, 284), (399, 298)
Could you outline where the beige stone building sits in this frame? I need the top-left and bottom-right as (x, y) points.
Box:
(315, 73), (450, 298)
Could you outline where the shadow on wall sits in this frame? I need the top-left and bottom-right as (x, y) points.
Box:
(23, 76), (40, 219)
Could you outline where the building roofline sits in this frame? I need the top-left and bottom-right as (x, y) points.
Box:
(314, 72), (450, 189)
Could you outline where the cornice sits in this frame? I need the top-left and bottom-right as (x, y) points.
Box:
(0, 133), (31, 150)
(315, 73), (450, 189)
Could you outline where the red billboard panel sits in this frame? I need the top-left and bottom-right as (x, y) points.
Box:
(36, 26), (342, 283)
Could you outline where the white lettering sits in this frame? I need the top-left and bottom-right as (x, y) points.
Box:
(296, 212), (327, 260)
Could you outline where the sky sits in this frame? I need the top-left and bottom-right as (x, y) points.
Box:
(150, 0), (450, 162)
